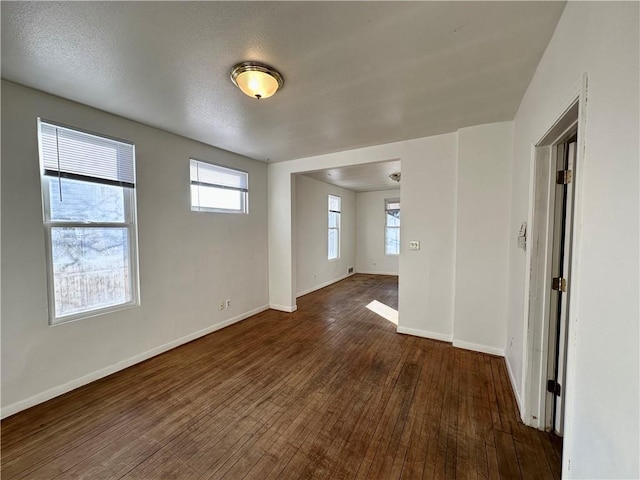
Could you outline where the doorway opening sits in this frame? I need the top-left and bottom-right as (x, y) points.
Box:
(293, 160), (401, 301)
(523, 80), (586, 468)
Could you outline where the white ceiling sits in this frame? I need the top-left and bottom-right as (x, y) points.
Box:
(302, 160), (401, 192)
(1, 2), (565, 163)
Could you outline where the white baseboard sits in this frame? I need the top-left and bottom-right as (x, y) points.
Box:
(396, 326), (453, 343)
(355, 270), (399, 276)
(505, 354), (524, 420)
(295, 272), (354, 298)
(452, 340), (505, 357)
(0, 304), (269, 419)
(269, 304), (298, 313)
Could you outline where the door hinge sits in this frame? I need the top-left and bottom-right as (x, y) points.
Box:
(552, 277), (567, 292)
(556, 170), (573, 184)
(547, 379), (562, 396)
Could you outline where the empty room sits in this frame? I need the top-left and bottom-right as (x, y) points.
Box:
(1, 2), (638, 479)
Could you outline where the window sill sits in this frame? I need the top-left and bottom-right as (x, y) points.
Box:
(49, 301), (140, 327)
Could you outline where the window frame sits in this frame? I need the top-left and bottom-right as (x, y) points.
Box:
(385, 198), (400, 256)
(38, 119), (140, 325)
(328, 194), (341, 261)
(190, 158), (249, 214)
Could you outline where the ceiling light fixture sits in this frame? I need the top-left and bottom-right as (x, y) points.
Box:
(230, 61), (284, 100)
(389, 172), (401, 182)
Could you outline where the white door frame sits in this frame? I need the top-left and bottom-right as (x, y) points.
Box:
(522, 74), (588, 434)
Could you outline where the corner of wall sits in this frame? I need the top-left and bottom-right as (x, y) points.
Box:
(505, 352), (524, 421)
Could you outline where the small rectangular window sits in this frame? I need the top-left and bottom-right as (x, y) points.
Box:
(38, 119), (139, 324)
(328, 195), (341, 260)
(385, 198), (400, 255)
(190, 159), (248, 214)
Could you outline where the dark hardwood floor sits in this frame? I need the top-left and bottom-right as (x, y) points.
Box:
(1, 274), (561, 479)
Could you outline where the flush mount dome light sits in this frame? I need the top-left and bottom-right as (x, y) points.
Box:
(230, 61), (284, 99)
(389, 172), (401, 182)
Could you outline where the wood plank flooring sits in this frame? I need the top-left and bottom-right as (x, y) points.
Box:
(1, 274), (561, 479)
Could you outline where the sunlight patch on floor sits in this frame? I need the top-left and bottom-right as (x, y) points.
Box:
(366, 300), (398, 325)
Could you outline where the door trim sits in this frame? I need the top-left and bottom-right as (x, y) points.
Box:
(521, 73), (588, 441)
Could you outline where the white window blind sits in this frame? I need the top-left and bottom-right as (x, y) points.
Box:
(328, 195), (341, 213)
(386, 200), (400, 212)
(190, 159), (249, 213)
(39, 120), (135, 187)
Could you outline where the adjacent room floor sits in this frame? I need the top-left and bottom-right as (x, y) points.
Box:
(1, 274), (561, 479)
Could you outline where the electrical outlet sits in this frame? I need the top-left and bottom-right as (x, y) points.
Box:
(225, 299), (231, 309)
(409, 240), (421, 250)
(218, 300), (225, 311)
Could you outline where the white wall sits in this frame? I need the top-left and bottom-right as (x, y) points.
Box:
(295, 175), (356, 297)
(268, 169), (296, 312)
(356, 189), (400, 275)
(505, 3), (639, 478)
(1, 81), (269, 417)
(453, 122), (512, 356)
(397, 134), (458, 341)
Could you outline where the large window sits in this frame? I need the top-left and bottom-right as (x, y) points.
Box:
(190, 159), (248, 214)
(38, 120), (139, 324)
(385, 198), (400, 255)
(328, 194), (341, 260)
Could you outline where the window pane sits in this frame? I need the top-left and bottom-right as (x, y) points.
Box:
(51, 227), (131, 318)
(386, 227), (400, 255)
(49, 178), (126, 223)
(386, 212), (400, 227)
(328, 211), (340, 228)
(328, 228), (338, 259)
(191, 184), (244, 212)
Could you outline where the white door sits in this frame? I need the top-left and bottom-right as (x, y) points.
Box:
(545, 136), (577, 436)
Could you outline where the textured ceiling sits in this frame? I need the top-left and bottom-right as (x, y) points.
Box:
(1, 2), (565, 162)
(302, 160), (401, 193)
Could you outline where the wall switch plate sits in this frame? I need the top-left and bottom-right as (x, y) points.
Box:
(409, 240), (421, 250)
